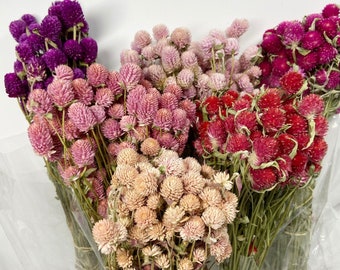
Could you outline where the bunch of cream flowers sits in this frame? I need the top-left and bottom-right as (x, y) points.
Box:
(92, 138), (239, 269)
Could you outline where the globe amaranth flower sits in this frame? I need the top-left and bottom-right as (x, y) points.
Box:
(280, 20), (305, 47)
(119, 62), (142, 91)
(286, 113), (308, 135)
(226, 18), (249, 38)
(152, 24), (169, 41)
(63, 39), (83, 60)
(70, 138), (95, 167)
(54, 64), (74, 81)
(260, 32), (283, 54)
(300, 30), (325, 50)
(170, 27), (191, 49)
(80, 37), (98, 64)
(27, 88), (53, 115)
(72, 78), (94, 105)
(180, 216), (206, 241)
(316, 43), (337, 65)
(131, 30), (152, 53)
(9, 19), (27, 42)
(94, 88), (114, 107)
(136, 93), (159, 125)
(322, 3), (340, 18)
(47, 78), (75, 107)
(307, 137), (328, 163)
(279, 70), (304, 95)
(28, 120), (54, 156)
(58, 0), (86, 29)
(87, 63), (109, 87)
(250, 167), (278, 190)
(297, 94), (324, 119)
(4, 72), (29, 97)
(42, 48), (68, 70)
(100, 118), (122, 140)
(15, 42), (34, 62)
(67, 102), (97, 132)
(161, 45), (181, 73)
(261, 107), (286, 133)
(316, 17), (338, 39)
(226, 133), (251, 153)
(26, 56), (47, 81)
(39, 15), (62, 39)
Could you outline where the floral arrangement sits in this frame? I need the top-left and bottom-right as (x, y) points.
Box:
(3, 0), (340, 269)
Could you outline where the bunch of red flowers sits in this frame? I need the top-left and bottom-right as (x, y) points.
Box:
(194, 69), (328, 191)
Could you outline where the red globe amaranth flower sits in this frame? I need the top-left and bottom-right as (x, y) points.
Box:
(314, 115), (329, 136)
(226, 133), (251, 153)
(250, 167), (278, 191)
(261, 108), (286, 132)
(235, 111), (258, 133)
(277, 133), (297, 156)
(280, 70), (304, 95)
(207, 119), (227, 148)
(257, 88), (282, 110)
(203, 96), (221, 115)
(233, 96), (251, 111)
(286, 113), (308, 135)
(295, 133), (310, 150)
(291, 151), (308, 174)
(297, 94), (324, 118)
(307, 137), (328, 163)
(221, 91), (238, 108)
(252, 136), (279, 165)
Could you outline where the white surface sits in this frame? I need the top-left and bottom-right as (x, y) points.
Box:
(0, 0), (338, 269)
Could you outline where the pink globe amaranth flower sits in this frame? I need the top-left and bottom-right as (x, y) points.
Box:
(58, 164), (80, 185)
(177, 68), (194, 89)
(132, 30), (152, 52)
(72, 78), (94, 105)
(97, 199), (108, 218)
(126, 85), (147, 115)
(297, 94), (325, 118)
(94, 87), (114, 107)
(71, 139), (95, 168)
(322, 3), (340, 18)
(181, 50), (198, 68)
(147, 64), (167, 87)
(107, 103), (124, 120)
(27, 88), (53, 115)
(87, 63), (109, 88)
(326, 70), (340, 90)
(179, 99), (196, 122)
(90, 105), (106, 124)
(235, 73), (254, 93)
(120, 49), (141, 65)
(153, 37), (170, 57)
(300, 30), (325, 50)
(161, 45), (181, 73)
(307, 137), (328, 163)
(226, 18), (249, 38)
(183, 85), (197, 99)
(153, 108), (173, 131)
(47, 79), (75, 107)
(286, 113), (308, 135)
(172, 108), (189, 132)
(250, 167), (278, 191)
(260, 32), (283, 54)
(170, 27), (191, 49)
(316, 43), (337, 65)
(239, 45), (259, 70)
(224, 38), (240, 55)
(280, 20), (305, 46)
(316, 17), (338, 39)
(64, 118), (81, 140)
(54, 64), (74, 81)
(137, 93), (159, 125)
(28, 121), (54, 156)
(208, 73), (227, 92)
(119, 63), (142, 91)
(152, 24), (169, 41)
(141, 44), (155, 61)
(87, 177), (106, 201)
(235, 110), (257, 133)
(100, 118), (122, 140)
(160, 92), (178, 110)
(154, 132), (179, 151)
(226, 133), (251, 153)
(261, 108), (286, 133)
(67, 102), (97, 132)
(119, 115), (136, 132)
(252, 136), (279, 165)
(106, 71), (123, 95)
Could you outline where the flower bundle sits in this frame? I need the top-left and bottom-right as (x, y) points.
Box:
(3, 1), (340, 270)
(256, 3), (340, 118)
(92, 141), (238, 269)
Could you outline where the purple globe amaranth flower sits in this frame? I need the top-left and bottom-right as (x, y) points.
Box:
(322, 3), (340, 18)
(280, 20), (305, 47)
(13, 60), (24, 74)
(26, 56), (47, 81)
(4, 72), (29, 98)
(317, 43), (337, 65)
(296, 51), (319, 71)
(260, 32), (283, 54)
(54, 0), (87, 30)
(326, 70), (340, 90)
(315, 69), (328, 85)
(300, 30), (325, 50)
(25, 34), (45, 55)
(73, 67), (85, 79)
(63, 39), (83, 60)
(39, 15), (62, 39)
(67, 102), (97, 132)
(21, 14), (37, 25)
(316, 17), (338, 39)
(43, 48), (68, 70)
(80, 37), (98, 64)
(303, 13), (323, 30)
(9, 19), (26, 42)
(16, 42), (34, 62)
(28, 22), (40, 33)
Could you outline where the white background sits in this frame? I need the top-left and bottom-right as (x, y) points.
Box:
(0, 0), (339, 269)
